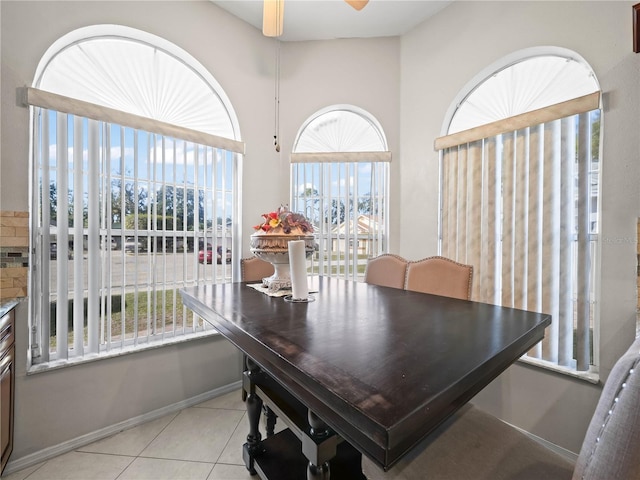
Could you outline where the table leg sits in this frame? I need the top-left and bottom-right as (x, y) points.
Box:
(243, 358), (264, 475)
(264, 405), (277, 437)
(241, 358), (365, 479)
(241, 353), (248, 401)
(306, 411), (331, 479)
(307, 463), (330, 479)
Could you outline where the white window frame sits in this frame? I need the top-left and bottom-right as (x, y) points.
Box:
(27, 27), (243, 372)
(290, 106), (391, 281)
(436, 49), (601, 380)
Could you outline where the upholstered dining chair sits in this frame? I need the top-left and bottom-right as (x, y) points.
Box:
(240, 256), (274, 282)
(240, 257), (274, 401)
(364, 254), (409, 289)
(363, 334), (640, 480)
(404, 256), (473, 300)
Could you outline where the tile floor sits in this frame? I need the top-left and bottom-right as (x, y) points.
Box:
(1, 390), (259, 480)
(2, 389), (383, 480)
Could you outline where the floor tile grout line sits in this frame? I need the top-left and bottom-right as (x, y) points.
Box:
(72, 451), (138, 459)
(132, 409), (183, 459)
(110, 455), (137, 480)
(212, 409), (248, 466)
(120, 454), (217, 465)
(74, 409), (182, 459)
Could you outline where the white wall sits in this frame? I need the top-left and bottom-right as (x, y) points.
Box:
(0, 0), (401, 467)
(400, 1), (640, 453)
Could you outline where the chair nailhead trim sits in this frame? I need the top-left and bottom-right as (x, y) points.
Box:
(580, 356), (640, 479)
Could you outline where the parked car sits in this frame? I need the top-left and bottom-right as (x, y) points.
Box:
(173, 238), (185, 252)
(100, 238), (118, 250)
(124, 237), (147, 253)
(50, 242), (74, 259)
(198, 245), (231, 264)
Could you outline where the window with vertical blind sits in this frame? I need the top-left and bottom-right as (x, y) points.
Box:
(28, 26), (243, 371)
(436, 52), (601, 376)
(290, 106), (391, 281)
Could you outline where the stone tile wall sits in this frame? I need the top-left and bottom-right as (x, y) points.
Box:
(0, 211), (29, 300)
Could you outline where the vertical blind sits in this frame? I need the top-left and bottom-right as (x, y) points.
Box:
(291, 153), (390, 281)
(435, 92), (600, 371)
(28, 89), (242, 368)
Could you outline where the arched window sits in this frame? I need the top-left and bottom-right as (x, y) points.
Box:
(446, 52), (598, 134)
(28, 25), (243, 370)
(435, 48), (601, 376)
(290, 106), (390, 281)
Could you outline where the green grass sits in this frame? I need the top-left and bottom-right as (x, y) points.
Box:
(111, 289), (188, 335)
(49, 288), (191, 349)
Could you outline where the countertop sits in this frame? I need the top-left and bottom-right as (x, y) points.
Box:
(0, 299), (19, 318)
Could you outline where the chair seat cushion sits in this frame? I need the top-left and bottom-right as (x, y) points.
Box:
(362, 404), (574, 480)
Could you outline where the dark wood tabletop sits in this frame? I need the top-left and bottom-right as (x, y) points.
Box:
(181, 276), (550, 470)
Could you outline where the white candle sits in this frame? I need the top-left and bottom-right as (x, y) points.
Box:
(288, 240), (309, 300)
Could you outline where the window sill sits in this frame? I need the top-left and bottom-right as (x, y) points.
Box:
(517, 355), (600, 384)
(26, 329), (221, 375)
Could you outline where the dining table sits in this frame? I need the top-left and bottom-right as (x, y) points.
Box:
(180, 276), (550, 479)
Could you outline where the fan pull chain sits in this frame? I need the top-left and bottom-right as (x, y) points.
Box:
(274, 40), (281, 153)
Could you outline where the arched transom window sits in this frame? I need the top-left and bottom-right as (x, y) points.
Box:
(294, 107), (387, 153)
(447, 53), (599, 134)
(35, 25), (239, 139)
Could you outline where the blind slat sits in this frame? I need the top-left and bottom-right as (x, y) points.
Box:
(39, 110), (51, 363)
(73, 116), (85, 356)
(576, 112), (592, 370)
(56, 112), (69, 360)
(87, 119), (100, 354)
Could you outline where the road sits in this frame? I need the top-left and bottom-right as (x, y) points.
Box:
(48, 250), (232, 296)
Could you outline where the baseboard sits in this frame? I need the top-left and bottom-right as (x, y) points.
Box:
(509, 422), (579, 464)
(3, 380), (242, 476)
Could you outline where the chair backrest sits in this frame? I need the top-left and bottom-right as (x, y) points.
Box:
(572, 335), (640, 480)
(404, 256), (473, 300)
(364, 254), (408, 290)
(240, 257), (274, 282)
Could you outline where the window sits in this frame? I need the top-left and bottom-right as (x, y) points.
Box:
(28, 26), (243, 371)
(436, 51), (601, 376)
(290, 106), (390, 281)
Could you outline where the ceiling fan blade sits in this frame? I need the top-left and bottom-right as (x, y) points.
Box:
(345, 0), (369, 11)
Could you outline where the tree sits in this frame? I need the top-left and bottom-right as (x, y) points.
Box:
(298, 187), (321, 226)
(358, 194), (379, 215)
(110, 179), (147, 225)
(124, 214), (176, 230)
(325, 199), (349, 225)
(47, 182), (77, 225)
(49, 182), (57, 223)
(110, 170), (207, 232)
